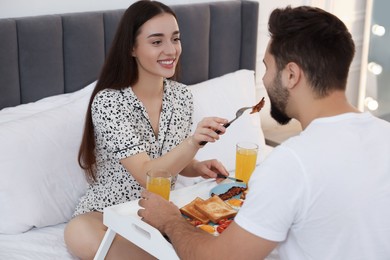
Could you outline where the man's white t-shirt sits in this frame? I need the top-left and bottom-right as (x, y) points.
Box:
(235, 112), (390, 259)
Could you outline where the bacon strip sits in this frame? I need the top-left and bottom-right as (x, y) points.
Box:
(211, 186), (247, 201)
(250, 97), (265, 114)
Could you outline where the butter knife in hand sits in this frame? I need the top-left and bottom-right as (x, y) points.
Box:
(216, 173), (244, 182)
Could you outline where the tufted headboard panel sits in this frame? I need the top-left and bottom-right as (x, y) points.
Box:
(0, 0), (259, 109)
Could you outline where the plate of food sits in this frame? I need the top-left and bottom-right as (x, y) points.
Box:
(209, 182), (247, 197)
(180, 195), (237, 236)
(210, 182), (247, 210)
(179, 182), (248, 236)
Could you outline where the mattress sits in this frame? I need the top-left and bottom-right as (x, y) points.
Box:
(0, 223), (77, 260)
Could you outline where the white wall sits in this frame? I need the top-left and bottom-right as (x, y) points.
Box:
(0, 0), (366, 124)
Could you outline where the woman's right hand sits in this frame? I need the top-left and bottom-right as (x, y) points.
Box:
(191, 117), (228, 147)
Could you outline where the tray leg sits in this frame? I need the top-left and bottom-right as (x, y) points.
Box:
(94, 228), (116, 260)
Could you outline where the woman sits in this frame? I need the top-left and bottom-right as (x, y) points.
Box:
(64, 1), (229, 259)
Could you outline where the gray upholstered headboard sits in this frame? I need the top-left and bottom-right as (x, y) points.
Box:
(0, 0), (258, 110)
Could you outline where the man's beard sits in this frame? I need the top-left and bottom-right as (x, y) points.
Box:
(268, 72), (292, 125)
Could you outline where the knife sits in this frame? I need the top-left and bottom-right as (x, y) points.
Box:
(217, 173), (244, 182)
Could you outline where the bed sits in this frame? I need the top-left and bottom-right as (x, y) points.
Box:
(0, 1), (275, 259)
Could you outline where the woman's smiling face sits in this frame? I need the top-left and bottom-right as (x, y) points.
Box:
(132, 13), (181, 80)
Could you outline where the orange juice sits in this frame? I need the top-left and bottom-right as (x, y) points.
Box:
(146, 169), (171, 200)
(235, 143), (258, 183)
(147, 177), (171, 200)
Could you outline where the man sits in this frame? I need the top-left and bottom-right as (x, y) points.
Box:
(138, 6), (390, 259)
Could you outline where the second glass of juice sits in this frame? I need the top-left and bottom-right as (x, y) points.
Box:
(235, 142), (258, 184)
(146, 169), (171, 200)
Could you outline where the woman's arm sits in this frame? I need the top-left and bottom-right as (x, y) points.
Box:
(120, 117), (228, 187)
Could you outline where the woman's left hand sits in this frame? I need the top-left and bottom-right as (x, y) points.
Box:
(193, 159), (229, 182)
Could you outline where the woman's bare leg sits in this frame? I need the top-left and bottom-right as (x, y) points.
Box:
(64, 211), (156, 260)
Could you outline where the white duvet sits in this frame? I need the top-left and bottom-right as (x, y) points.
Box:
(0, 224), (77, 260)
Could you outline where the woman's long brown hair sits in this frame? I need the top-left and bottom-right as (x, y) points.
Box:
(78, 0), (180, 182)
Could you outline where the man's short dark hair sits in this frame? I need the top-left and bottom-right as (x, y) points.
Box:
(268, 6), (355, 96)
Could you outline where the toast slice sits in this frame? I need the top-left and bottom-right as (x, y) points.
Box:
(180, 197), (210, 224)
(194, 195), (237, 223)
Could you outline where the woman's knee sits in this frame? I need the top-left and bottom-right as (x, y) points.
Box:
(64, 212), (105, 259)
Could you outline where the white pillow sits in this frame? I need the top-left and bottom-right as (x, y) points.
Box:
(0, 82), (95, 124)
(189, 70), (266, 172)
(0, 82), (95, 234)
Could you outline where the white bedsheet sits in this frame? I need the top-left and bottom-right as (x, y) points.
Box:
(0, 145), (276, 260)
(0, 223), (77, 260)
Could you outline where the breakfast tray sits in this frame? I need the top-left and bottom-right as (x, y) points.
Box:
(95, 180), (219, 260)
(102, 200), (178, 259)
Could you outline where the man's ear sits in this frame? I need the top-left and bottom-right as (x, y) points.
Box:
(284, 62), (301, 89)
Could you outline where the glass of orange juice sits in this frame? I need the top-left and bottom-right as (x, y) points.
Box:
(146, 169), (171, 200)
(235, 142), (258, 184)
